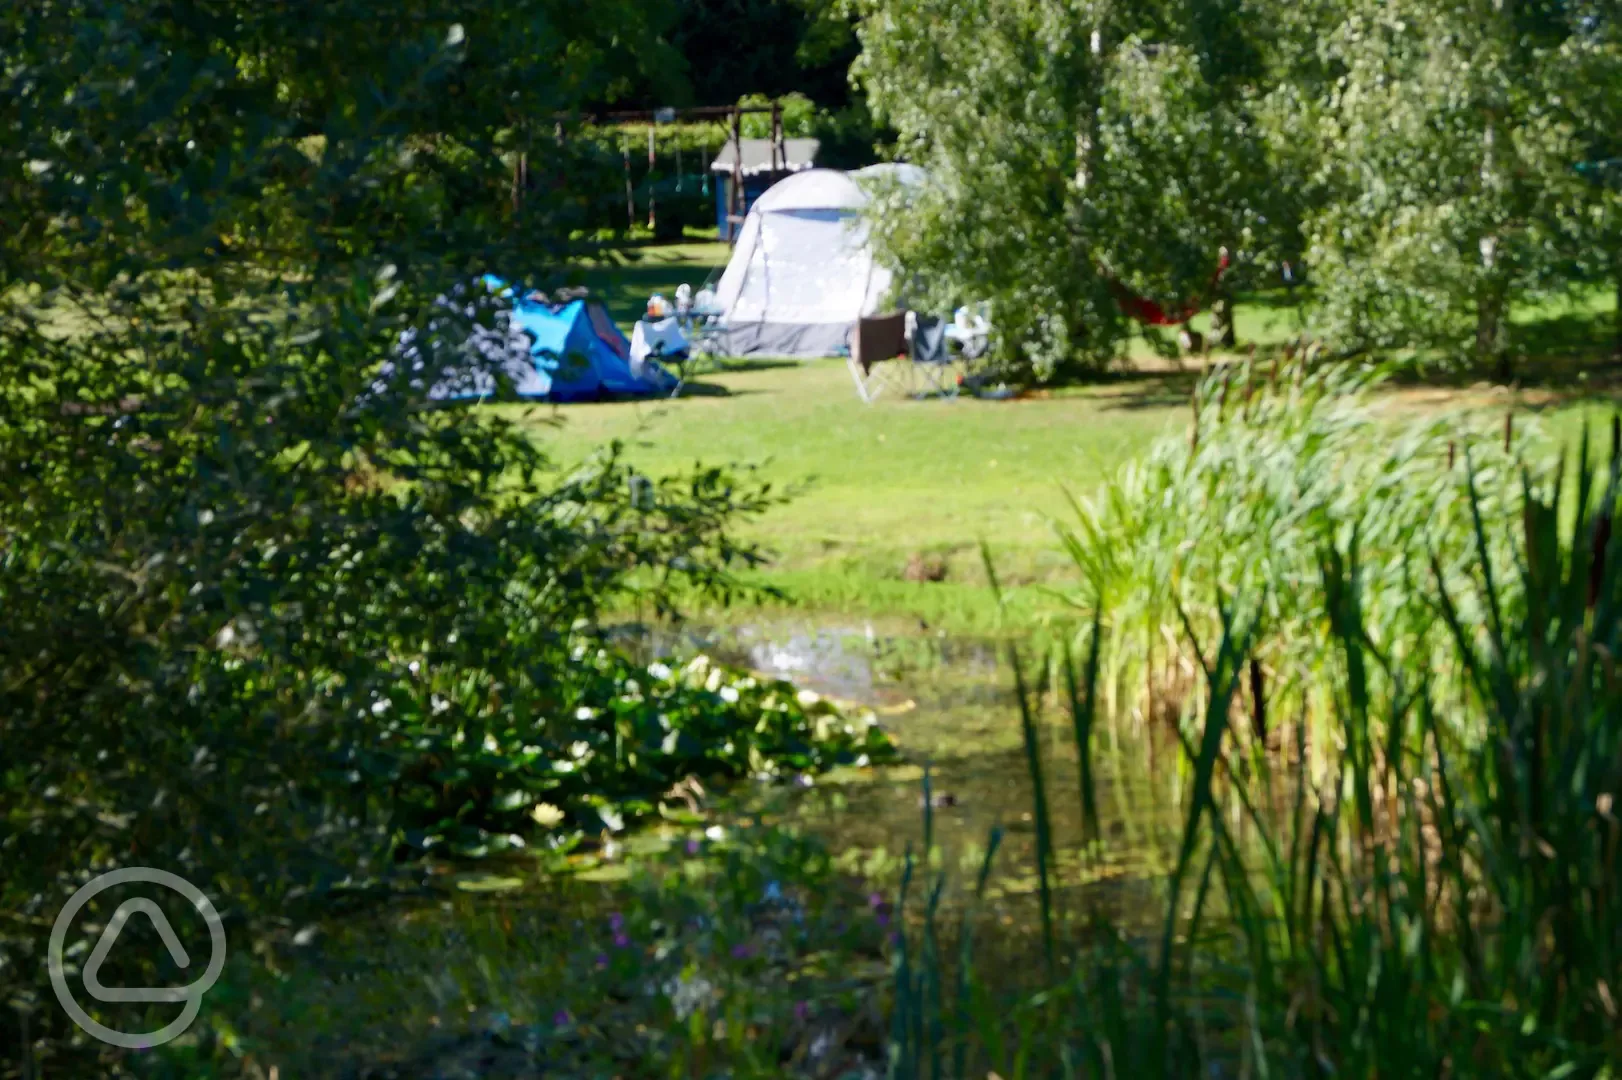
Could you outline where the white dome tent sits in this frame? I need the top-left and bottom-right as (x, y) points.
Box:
(707, 167), (921, 359)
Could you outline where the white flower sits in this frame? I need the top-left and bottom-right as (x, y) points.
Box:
(371, 698), (391, 716)
(506, 834), (525, 849)
(718, 686), (740, 704)
(431, 695), (452, 715)
(662, 972), (718, 1022)
(796, 689), (820, 706)
(483, 734), (499, 753)
(705, 825), (725, 841)
(600, 806), (625, 833)
(530, 803), (565, 828)
(570, 741), (592, 759)
(575, 706), (595, 721)
(647, 662), (672, 681)
(408, 660), (420, 676)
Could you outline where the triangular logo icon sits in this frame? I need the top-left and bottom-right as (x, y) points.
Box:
(81, 898), (193, 1004)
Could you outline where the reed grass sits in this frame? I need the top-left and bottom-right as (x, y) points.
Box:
(887, 412), (1622, 1077)
(1053, 358), (1537, 766)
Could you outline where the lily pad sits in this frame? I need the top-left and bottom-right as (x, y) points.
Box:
(453, 874), (525, 893)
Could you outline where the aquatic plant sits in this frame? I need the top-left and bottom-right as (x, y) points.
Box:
(1054, 357), (1533, 760)
(891, 423), (1622, 1075)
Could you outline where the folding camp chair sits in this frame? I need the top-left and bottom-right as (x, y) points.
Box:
(847, 311), (963, 403)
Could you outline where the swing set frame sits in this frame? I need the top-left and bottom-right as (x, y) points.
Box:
(524, 102), (790, 242)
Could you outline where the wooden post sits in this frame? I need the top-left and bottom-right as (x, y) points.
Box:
(770, 100), (782, 174)
(647, 125), (657, 231)
(729, 106), (743, 244)
(623, 142), (635, 234)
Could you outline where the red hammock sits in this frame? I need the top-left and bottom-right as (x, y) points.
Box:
(1109, 249), (1231, 326)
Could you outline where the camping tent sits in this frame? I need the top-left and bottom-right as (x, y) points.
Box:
(508, 296), (676, 401)
(385, 278), (675, 403)
(708, 167), (920, 359)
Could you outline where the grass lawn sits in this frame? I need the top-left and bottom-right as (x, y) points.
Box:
(517, 369), (1619, 635)
(516, 360), (1182, 631)
(572, 239), (733, 328)
(511, 243), (1622, 632)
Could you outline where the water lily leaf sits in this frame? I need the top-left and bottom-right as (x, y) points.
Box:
(454, 874), (524, 893)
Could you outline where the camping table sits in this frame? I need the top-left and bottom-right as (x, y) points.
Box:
(631, 316), (693, 397)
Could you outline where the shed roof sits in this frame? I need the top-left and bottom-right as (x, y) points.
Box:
(710, 138), (820, 178)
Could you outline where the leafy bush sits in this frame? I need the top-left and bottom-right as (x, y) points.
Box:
(0, 5), (894, 1074)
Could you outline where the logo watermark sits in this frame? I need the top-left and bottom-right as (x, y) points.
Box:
(48, 867), (226, 1048)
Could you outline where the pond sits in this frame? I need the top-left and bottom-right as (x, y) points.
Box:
(625, 619), (1185, 911)
(230, 619), (1192, 1078)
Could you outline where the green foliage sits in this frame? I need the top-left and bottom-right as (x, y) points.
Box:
(204, 819), (894, 1078)
(850, 0), (1280, 380)
(383, 653), (895, 857)
(1289, 0), (1602, 372)
(889, 425), (1622, 1075)
(1054, 358), (1531, 746)
(0, 3), (894, 1072)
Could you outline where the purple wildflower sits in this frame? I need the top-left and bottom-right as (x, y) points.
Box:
(794, 1000), (810, 1022)
(595, 952), (609, 969)
(608, 912), (624, 932)
(553, 1009), (572, 1026)
(686, 838), (701, 855)
(730, 942), (754, 960)
(614, 931), (631, 948)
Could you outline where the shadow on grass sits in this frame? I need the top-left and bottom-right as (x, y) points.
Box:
(670, 379), (749, 399)
(1090, 368), (1202, 412)
(705, 357), (804, 374)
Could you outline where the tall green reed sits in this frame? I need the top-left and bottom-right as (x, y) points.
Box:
(889, 421), (1622, 1077)
(1053, 359), (1534, 762)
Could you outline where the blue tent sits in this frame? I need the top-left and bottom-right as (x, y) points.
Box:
(387, 276), (674, 403)
(507, 296), (675, 402)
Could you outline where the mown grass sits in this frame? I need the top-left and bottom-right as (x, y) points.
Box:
(521, 367), (1619, 635)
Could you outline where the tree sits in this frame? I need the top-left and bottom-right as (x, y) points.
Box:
(0, 3), (786, 1071)
(1555, 3), (1622, 357)
(849, 0), (1281, 379)
(1298, 0), (1598, 378)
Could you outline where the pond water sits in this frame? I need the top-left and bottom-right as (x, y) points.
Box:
(244, 619), (1193, 1077)
(623, 618), (1185, 918)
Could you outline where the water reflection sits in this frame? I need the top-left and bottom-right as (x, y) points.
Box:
(616, 618), (1181, 923)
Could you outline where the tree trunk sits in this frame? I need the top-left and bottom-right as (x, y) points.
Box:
(1211, 288), (1237, 350)
(1479, 285), (1510, 382)
(1614, 265), (1622, 360)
